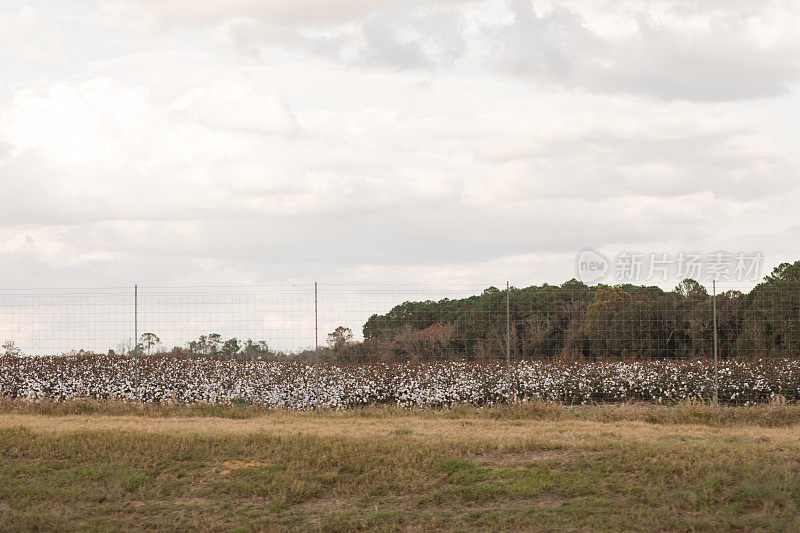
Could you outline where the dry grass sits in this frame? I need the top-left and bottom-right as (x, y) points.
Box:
(4, 397), (800, 427)
(2, 400), (800, 531)
(4, 410), (800, 444)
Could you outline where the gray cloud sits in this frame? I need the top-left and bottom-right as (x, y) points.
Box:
(221, 5), (469, 70)
(474, 130), (798, 201)
(487, 1), (800, 101)
(205, 0), (800, 101)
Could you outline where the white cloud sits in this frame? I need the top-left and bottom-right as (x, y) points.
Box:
(172, 83), (299, 135)
(1, 63), (797, 287)
(0, 6), (62, 62)
(91, 0), (453, 30)
(0, 0), (798, 291)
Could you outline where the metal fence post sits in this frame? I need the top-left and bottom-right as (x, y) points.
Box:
(315, 281), (320, 410)
(134, 283), (139, 400)
(134, 284), (138, 351)
(506, 281), (511, 376)
(713, 280), (718, 406)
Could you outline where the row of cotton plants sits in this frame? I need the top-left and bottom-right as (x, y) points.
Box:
(1, 355), (799, 408)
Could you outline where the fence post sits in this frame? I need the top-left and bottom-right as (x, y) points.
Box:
(506, 281), (511, 377)
(315, 281), (320, 410)
(134, 284), (138, 351)
(134, 283), (139, 401)
(713, 280), (718, 406)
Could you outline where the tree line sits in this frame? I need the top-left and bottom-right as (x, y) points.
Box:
(15, 261), (795, 361)
(117, 333), (277, 360)
(347, 261), (800, 361)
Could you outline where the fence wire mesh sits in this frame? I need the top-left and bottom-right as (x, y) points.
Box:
(2, 281), (799, 406)
(0, 281), (798, 360)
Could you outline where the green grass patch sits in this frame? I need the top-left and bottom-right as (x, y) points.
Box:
(2, 409), (800, 531)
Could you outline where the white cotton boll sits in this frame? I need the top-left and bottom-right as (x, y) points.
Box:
(2, 356), (799, 408)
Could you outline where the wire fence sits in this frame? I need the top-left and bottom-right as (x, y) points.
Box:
(0, 280), (798, 361)
(0, 284), (490, 357)
(2, 280), (800, 406)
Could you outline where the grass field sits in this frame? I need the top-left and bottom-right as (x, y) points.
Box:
(2, 401), (800, 531)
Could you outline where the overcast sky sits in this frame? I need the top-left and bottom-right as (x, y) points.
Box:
(1, 0), (799, 290)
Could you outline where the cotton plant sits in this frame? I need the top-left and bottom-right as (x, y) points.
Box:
(1, 355), (799, 408)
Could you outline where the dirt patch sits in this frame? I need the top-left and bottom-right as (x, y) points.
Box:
(0, 501), (11, 512)
(216, 460), (274, 475)
(220, 460), (272, 468)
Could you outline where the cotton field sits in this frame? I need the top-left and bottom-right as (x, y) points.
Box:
(1, 355), (799, 408)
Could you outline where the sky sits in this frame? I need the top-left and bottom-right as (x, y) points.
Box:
(1, 0), (800, 293)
